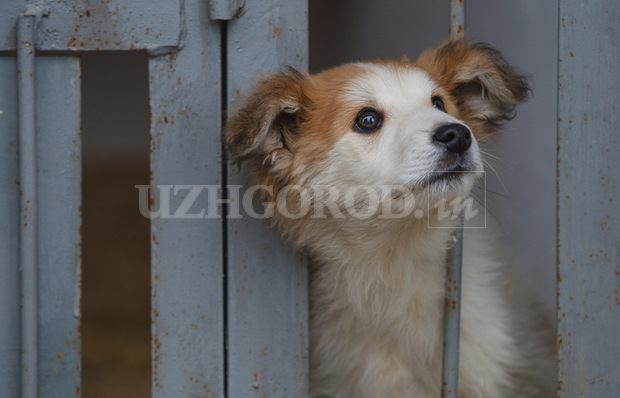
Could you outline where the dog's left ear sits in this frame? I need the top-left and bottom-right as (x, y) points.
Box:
(225, 69), (306, 167)
(416, 40), (530, 138)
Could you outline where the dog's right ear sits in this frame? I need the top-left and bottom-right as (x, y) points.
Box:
(225, 69), (306, 166)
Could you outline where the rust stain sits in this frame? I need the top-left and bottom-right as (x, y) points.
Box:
(272, 27), (282, 39)
(67, 37), (78, 48)
(56, 352), (64, 360)
(236, 7), (247, 18)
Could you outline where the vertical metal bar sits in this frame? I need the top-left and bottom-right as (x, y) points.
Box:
(149, 1), (224, 396)
(441, 215), (464, 398)
(226, 0), (309, 396)
(17, 12), (38, 398)
(442, 2), (466, 397)
(36, 56), (82, 397)
(450, 0), (465, 39)
(557, 1), (620, 396)
(0, 55), (21, 398)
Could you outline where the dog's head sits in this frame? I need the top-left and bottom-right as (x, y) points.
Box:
(226, 40), (528, 235)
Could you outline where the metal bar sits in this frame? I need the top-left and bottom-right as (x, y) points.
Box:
(441, 214), (464, 398)
(36, 56), (82, 397)
(557, 1), (620, 396)
(149, 0), (224, 396)
(0, 55), (21, 398)
(17, 11), (38, 398)
(0, 0), (183, 53)
(442, 2), (466, 397)
(225, 0), (309, 396)
(450, 0), (465, 39)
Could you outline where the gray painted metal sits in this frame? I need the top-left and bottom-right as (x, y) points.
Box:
(0, 52), (81, 398)
(0, 0), (182, 54)
(17, 13), (39, 398)
(36, 56), (81, 398)
(449, 0), (465, 39)
(2, 0), (310, 396)
(209, 0), (246, 21)
(442, 4), (466, 397)
(148, 0), (224, 396)
(226, 0), (309, 396)
(557, 1), (620, 396)
(0, 56), (21, 398)
(441, 216), (464, 398)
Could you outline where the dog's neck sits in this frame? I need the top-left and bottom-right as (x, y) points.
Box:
(298, 215), (456, 321)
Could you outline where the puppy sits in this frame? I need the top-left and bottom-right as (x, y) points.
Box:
(225, 40), (555, 397)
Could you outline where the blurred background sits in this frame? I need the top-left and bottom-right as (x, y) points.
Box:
(81, 1), (557, 396)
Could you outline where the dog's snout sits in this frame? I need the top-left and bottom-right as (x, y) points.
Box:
(433, 123), (472, 154)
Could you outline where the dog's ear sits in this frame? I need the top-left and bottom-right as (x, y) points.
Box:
(225, 69), (306, 166)
(416, 40), (530, 138)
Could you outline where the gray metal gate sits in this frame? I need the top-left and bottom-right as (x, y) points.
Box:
(1, 0), (619, 397)
(1, 1), (307, 397)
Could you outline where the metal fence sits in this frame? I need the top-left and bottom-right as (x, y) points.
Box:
(0, 0), (618, 397)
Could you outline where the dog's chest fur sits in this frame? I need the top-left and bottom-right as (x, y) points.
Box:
(307, 221), (530, 397)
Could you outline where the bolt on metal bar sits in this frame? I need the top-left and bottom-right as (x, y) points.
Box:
(17, 11), (38, 398)
(450, 0), (465, 39)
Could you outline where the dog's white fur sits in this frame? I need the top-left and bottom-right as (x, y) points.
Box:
(226, 40), (555, 397)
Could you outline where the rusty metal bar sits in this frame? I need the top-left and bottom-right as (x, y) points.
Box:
(450, 0), (465, 39)
(225, 0), (309, 395)
(36, 55), (82, 397)
(17, 10), (38, 398)
(557, 0), (620, 395)
(442, 2), (466, 397)
(441, 214), (464, 398)
(149, 1), (225, 396)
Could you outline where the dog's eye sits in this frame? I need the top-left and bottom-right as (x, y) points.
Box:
(354, 108), (383, 133)
(432, 96), (446, 112)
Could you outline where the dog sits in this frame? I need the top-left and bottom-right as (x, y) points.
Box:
(225, 40), (555, 397)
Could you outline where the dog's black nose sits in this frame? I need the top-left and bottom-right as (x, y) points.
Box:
(433, 123), (472, 154)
